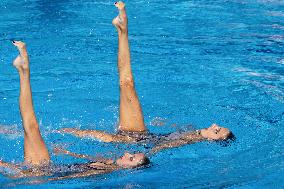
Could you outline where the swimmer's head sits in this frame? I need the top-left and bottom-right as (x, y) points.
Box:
(200, 124), (232, 140)
(116, 152), (150, 168)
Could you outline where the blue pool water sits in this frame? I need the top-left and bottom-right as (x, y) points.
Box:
(0, 0), (283, 188)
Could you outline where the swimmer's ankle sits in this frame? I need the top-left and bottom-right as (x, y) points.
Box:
(118, 30), (128, 37)
(13, 58), (30, 77)
(112, 17), (128, 34)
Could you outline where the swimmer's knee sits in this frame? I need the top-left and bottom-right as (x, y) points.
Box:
(120, 77), (134, 89)
(23, 120), (40, 135)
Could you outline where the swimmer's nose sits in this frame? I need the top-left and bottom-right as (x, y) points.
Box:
(212, 124), (219, 128)
(124, 152), (131, 157)
(114, 2), (117, 4)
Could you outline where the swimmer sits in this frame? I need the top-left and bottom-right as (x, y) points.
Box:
(0, 41), (149, 180)
(60, 2), (235, 154)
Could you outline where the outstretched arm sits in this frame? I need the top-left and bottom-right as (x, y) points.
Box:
(0, 160), (22, 173)
(25, 169), (113, 184)
(48, 169), (112, 181)
(151, 131), (204, 154)
(59, 128), (135, 143)
(53, 146), (113, 164)
(150, 139), (190, 154)
(0, 160), (33, 178)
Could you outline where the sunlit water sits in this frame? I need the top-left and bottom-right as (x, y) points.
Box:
(0, 0), (283, 188)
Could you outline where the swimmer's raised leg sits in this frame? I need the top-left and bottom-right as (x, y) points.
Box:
(113, 1), (146, 132)
(12, 41), (50, 165)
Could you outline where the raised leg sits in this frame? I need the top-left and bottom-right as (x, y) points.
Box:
(12, 41), (50, 165)
(112, 2), (146, 132)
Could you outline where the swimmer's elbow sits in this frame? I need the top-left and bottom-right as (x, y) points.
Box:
(88, 131), (116, 142)
(150, 147), (161, 154)
(100, 135), (115, 142)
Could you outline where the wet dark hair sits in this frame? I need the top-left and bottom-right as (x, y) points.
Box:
(134, 156), (150, 169)
(218, 132), (236, 147)
(226, 132), (236, 141)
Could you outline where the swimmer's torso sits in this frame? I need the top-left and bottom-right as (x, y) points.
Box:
(117, 130), (191, 145)
(17, 161), (117, 178)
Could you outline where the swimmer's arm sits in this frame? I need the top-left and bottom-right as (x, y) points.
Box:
(53, 146), (96, 160)
(25, 169), (113, 184)
(59, 128), (117, 142)
(33, 169), (112, 183)
(51, 169), (110, 181)
(53, 146), (113, 164)
(0, 160), (31, 178)
(59, 128), (134, 143)
(0, 160), (23, 174)
(151, 131), (204, 154)
(150, 139), (190, 154)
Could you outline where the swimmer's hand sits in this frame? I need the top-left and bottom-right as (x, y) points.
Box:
(53, 145), (69, 156)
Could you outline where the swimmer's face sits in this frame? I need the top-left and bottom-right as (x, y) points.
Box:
(116, 152), (147, 168)
(200, 124), (231, 140)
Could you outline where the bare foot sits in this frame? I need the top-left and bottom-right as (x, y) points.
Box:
(112, 1), (128, 33)
(12, 41), (29, 72)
